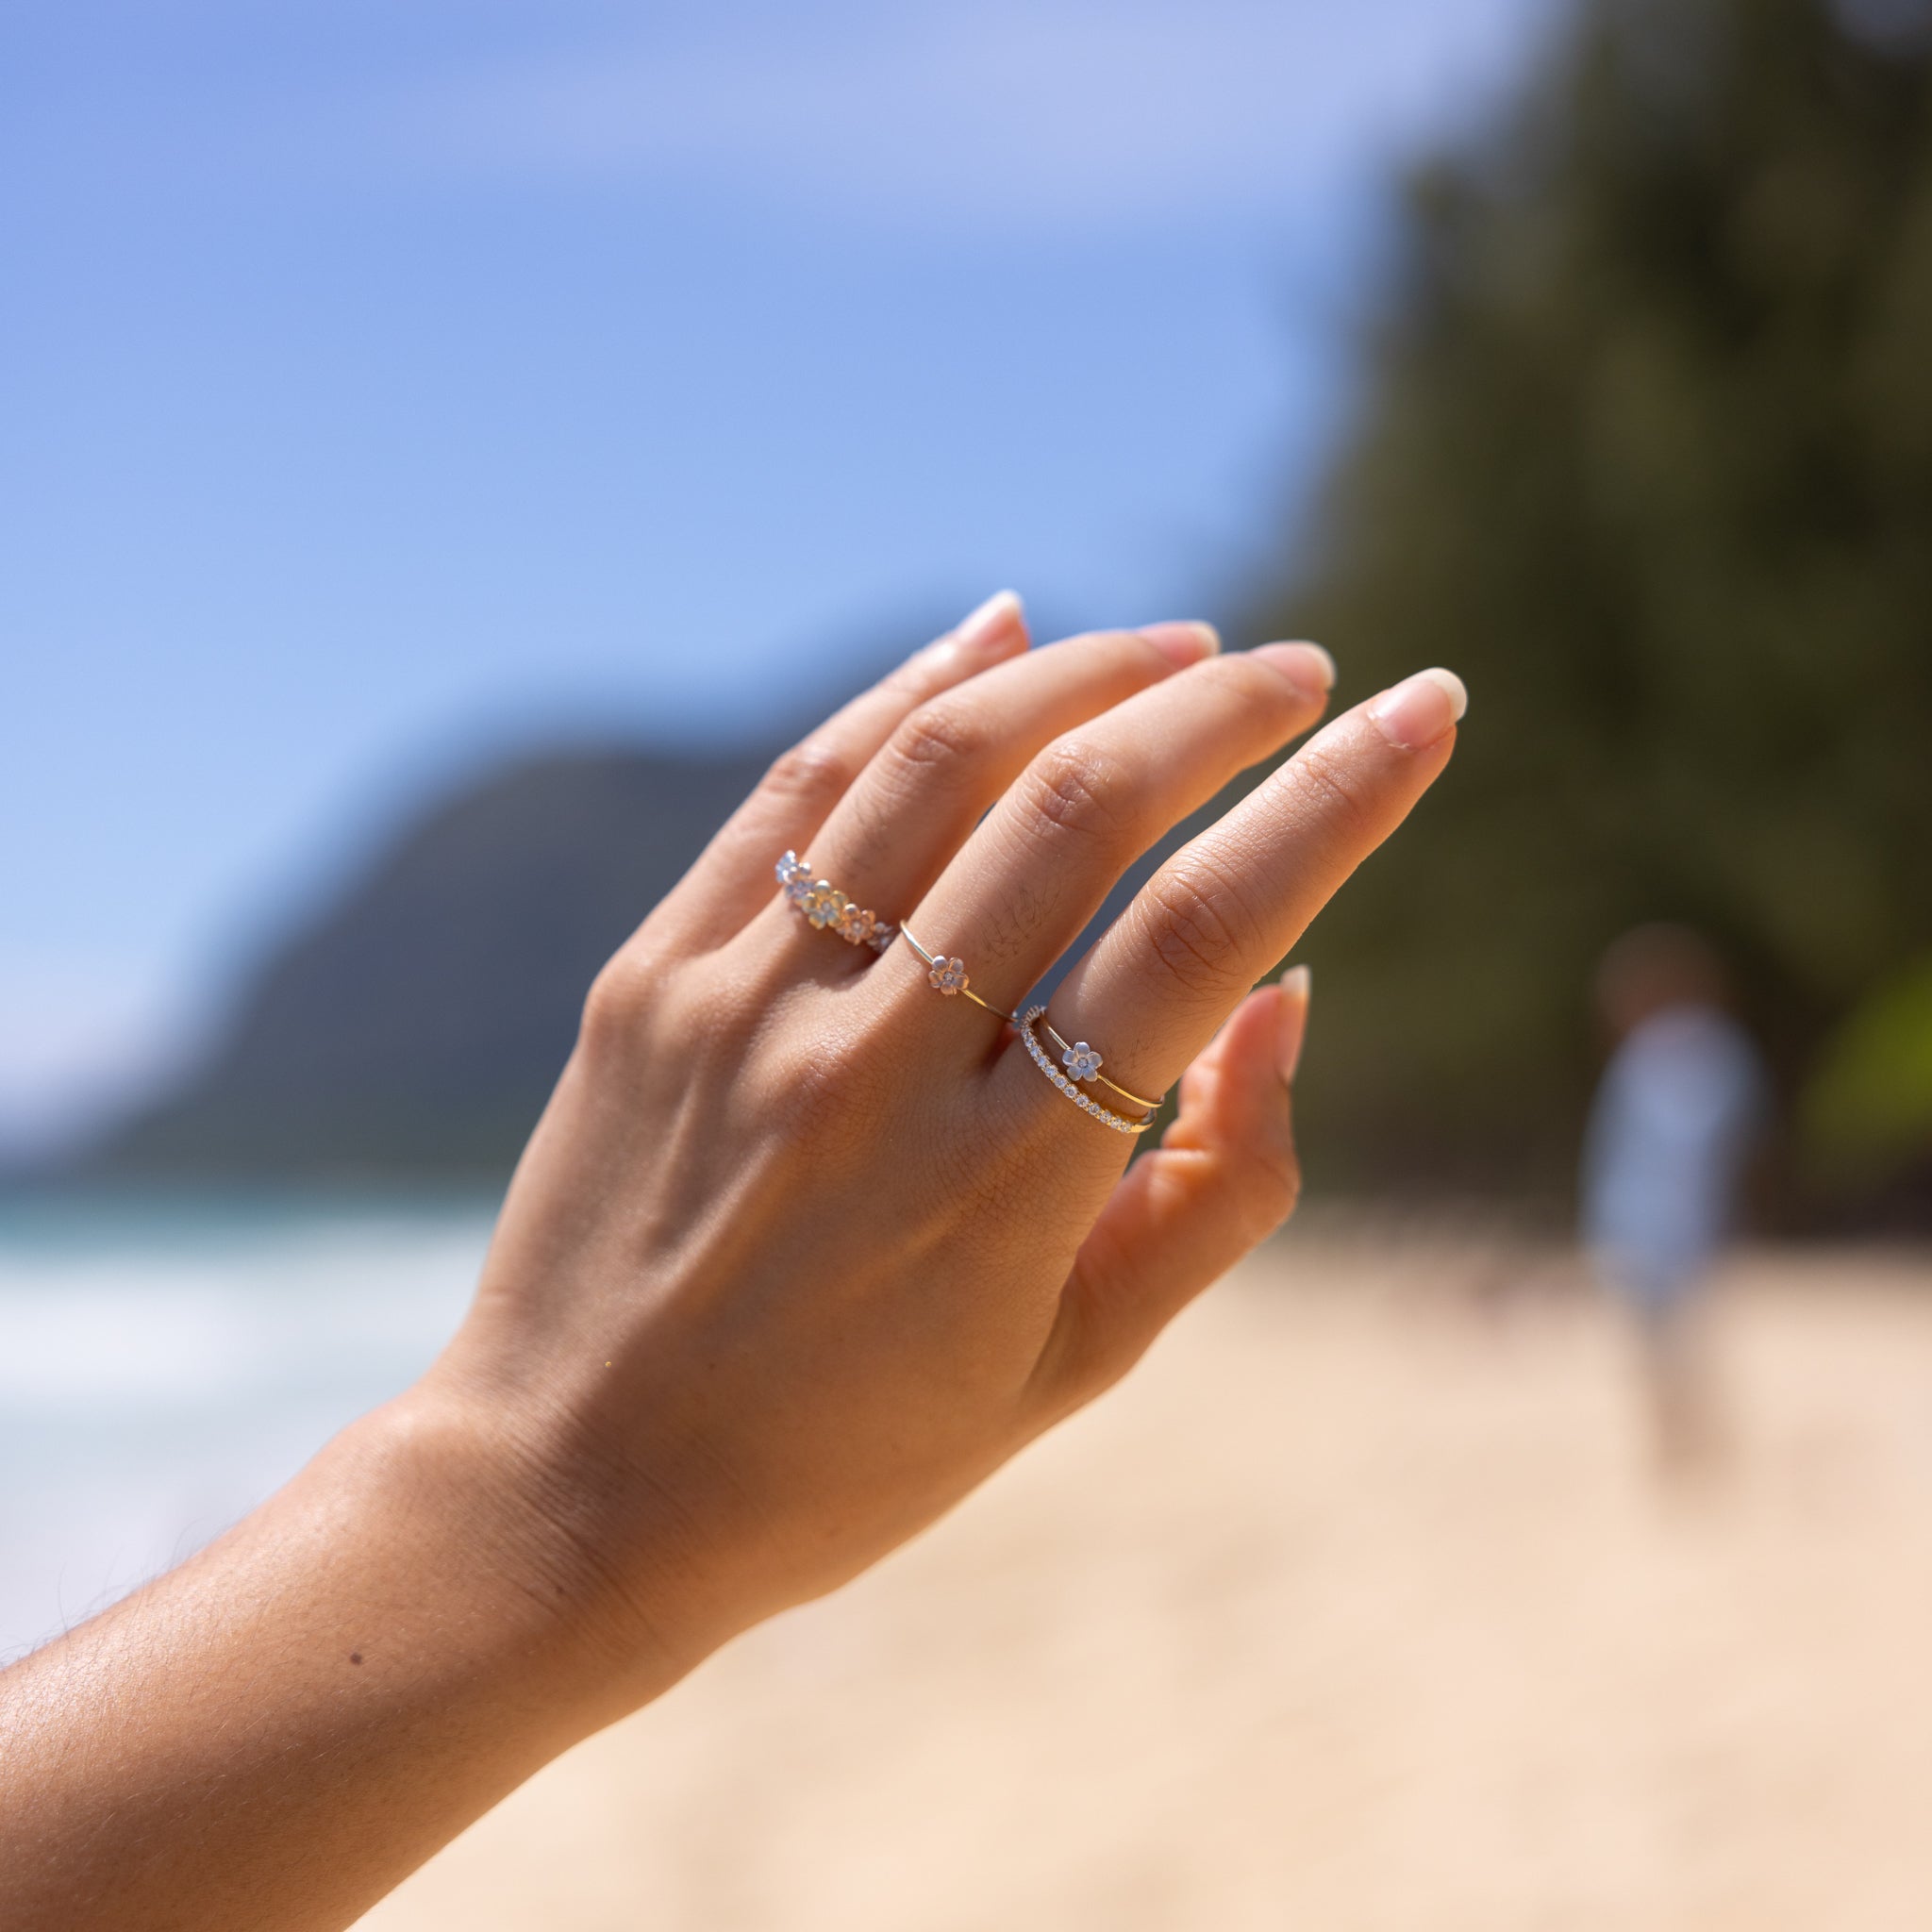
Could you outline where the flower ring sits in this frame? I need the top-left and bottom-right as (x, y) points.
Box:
(897, 924), (1014, 1023)
(1038, 1015), (1166, 1114)
(927, 956), (971, 996)
(1019, 1008), (1152, 1136)
(774, 852), (897, 953)
(1060, 1040), (1103, 1083)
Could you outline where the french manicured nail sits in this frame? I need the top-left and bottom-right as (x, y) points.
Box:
(954, 589), (1024, 648)
(1276, 964), (1312, 1084)
(1140, 620), (1222, 668)
(1251, 641), (1337, 699)
(1368, 667), (1467, 750)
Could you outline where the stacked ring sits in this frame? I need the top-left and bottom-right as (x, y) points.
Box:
(775, 851), (897, 952)
(1019, 1007), (1153, 1136)
(899, 924), (1016, 1023)
(1036, 1016), (1165, 1114)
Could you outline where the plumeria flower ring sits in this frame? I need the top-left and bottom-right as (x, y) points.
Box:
(833, 900), (876, 945)
(928, 956), (971, 996)
(1060, 1040), (1104, 1083)
(776, 851), (818, 906)
(778, 851), (896, 953)
(803, 883), (845, 928)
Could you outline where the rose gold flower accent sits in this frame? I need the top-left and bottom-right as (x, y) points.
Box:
(834, 900), (875, 945)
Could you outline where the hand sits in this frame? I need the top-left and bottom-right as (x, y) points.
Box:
(426, 591), (1465, 1712)
(1, 592), (1466, 1932)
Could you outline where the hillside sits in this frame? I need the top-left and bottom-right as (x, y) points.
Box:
(93, 744), (772, 1178)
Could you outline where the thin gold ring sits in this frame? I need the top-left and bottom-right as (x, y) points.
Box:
(1019, 1008), (1152, 1135)
(899, 924), (1016, 1023)
(1037, 1018), (1164, 1114)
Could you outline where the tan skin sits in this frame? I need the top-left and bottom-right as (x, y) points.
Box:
(0, 593), (1463, 1930)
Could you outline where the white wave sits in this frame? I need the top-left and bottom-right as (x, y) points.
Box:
(0, 1203), (493, 1662)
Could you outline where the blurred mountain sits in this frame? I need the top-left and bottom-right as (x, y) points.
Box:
(89, 744), (773, 1178)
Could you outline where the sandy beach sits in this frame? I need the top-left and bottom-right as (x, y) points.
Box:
(358, 1229), (1932, 1931)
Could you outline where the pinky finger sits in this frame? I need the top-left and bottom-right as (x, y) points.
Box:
(1027, 969), (1310, 1417)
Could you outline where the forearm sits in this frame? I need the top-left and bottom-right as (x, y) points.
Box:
(0, 1386), (661, 1932)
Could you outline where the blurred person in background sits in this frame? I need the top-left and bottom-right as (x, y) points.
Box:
(1582, 924), (1769, 1473)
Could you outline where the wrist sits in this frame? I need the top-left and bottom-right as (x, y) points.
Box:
(376, 1369), (718, 1730)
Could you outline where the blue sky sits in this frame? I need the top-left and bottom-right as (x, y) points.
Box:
(1, 0), (1559, 1152)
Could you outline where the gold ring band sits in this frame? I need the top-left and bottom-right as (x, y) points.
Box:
(1019, 1008), (1152, 1135)
(775, 851), (897, 952)
(1037, 1017), (1164, 1113)
(899, 924), (1016, 1023)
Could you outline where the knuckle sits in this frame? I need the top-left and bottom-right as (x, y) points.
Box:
(1138, 856), (1262, 1000)
(876, 642), (946, 700)
(1284, 739), (1377, 842)
(874, 659), (925, 705)
(1017, 737), (1137, 848)
(888, 700), (992, 778)
(1241, 1138), (1303, 1239)
(759, 738), (853, 814)
(1221, 651), (1313, 713)
(579, 950), (664, 1054)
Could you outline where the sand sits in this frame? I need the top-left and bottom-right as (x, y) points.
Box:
(358, 1229), (1932, 1931)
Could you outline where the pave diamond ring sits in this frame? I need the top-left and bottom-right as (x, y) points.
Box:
(899, 924), (1016, 1023)
(1019, 1008), (1153, 1136)
(1036, 1016), (1165, 1114)
(775, 851), (897, 953)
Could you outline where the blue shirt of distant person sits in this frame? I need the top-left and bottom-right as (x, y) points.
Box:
(1581, 928), (1768, 1315)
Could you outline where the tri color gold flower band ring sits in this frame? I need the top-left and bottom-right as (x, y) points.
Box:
(774, 849), (897, 951)
(775, 849), (1165, 1135)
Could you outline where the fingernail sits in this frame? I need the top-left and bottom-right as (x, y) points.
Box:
(1140, 620), (1221, 668)
(954, 589), (1024, 649)
(1276, 965), (1311, 1083)
(1251, 641), (1337, 698)
(1368, 667), (1467, 750)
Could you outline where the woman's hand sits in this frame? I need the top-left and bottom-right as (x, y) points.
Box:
(429, 591), (1465, 1712)
(0, 594), (1463, 1932)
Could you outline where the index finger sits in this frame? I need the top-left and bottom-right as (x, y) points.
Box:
(647, 591), (1030, 947)
(1020, 667), (1466, 1114)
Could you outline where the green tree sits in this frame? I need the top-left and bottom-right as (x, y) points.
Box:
(1258, 0), (1932, 1213)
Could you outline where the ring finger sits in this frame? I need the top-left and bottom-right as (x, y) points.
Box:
(1003, 667), (1467, 1129)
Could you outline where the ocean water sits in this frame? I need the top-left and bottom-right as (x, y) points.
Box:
(0, 1191), (495, 1664)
